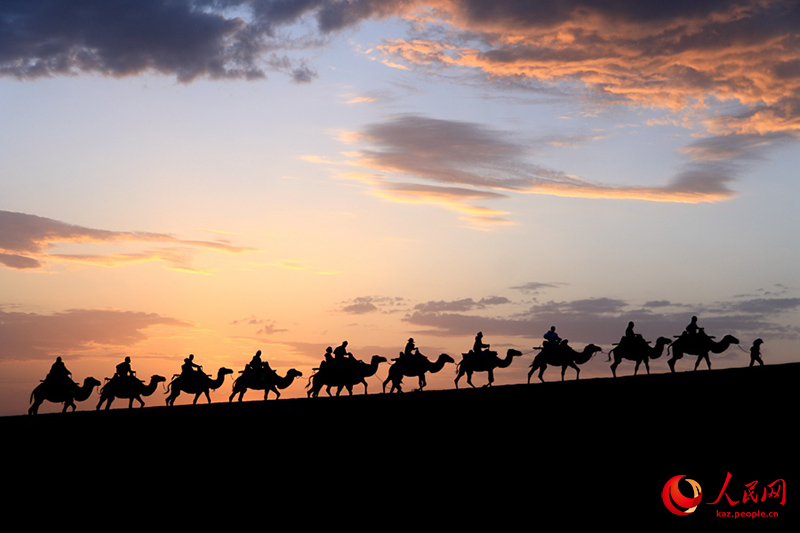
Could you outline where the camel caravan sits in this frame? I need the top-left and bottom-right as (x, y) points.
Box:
(28, 316), (760, 414)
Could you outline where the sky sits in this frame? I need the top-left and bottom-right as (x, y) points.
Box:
(1, 0), (799, 415)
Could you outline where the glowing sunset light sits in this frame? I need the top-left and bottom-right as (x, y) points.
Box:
(1, 0), (798, 418)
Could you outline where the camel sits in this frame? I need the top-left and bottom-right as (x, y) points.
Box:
(667, 331), (739, 372)
(29, 376), (102, 415)
(229, 368), (303, 402)
(454, 348), (523, 389)
(306, 355), (387, 397)
(96, 374), (166, 410)
(382, 352), (455, 393)
(527, 342), (602, 383)
(165, 367), (233, 406)
(608, 337), (672, 378)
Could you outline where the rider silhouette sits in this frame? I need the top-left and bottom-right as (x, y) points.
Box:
(114, 356), (138, 383)
(685, 316), (700, 336)
(473, 332), (489, 355)
(404, 338), (416, 356)
(543, 326), (561, 347)
(45, 356), (75, 388)
(334, 341), (353, 361)
(181, 354), (202, 376)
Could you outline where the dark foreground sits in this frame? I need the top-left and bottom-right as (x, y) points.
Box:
(4, 363), (797, 526)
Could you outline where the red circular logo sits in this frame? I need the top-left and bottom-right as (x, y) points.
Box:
(662, 475), (703, 515)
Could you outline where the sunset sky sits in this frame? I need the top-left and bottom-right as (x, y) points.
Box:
(2, 0), (799, 415)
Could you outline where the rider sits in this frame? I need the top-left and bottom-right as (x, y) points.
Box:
(45, 356), (75, 388)
(473, 332), (490, 355)
(404, 338), (416, 357)
(246, 350), (263, 375)
(398, 337), (419, 362)
(181, 354), (202, 376)
(114, 356), (137, 383)
(543, 326), (561, 347)
(685, 316), (700, 336)
(334, 341), (353, 361)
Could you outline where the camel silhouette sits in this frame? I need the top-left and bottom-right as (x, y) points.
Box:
(608, 337), (672, 377)
(229, 368), (303, 402)
(667, 331), (739, 372)
(165, 367), (234, 405)
(96, 374), (166, 410)
(527, 341), (602, 383)
(29, 376), (102, 415)
(454, 348), (523, 388)
(306, 355), (387, 397)
(382, 352), (455, 393)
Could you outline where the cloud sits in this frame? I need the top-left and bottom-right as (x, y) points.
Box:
(510, 281), (566, 294)
(0, 0), (345, 82)
(403, 292), (800, 343)
(0, 210), (256, 271)
(339, 296), (409, 314)
(0, 308), (191, 361)
(315, 114), (742, 227)
(413, 297), (510, 313)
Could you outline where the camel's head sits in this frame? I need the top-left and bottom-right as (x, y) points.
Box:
(86, 377), (102, 388)
(724, 335), (740, 345)
(440, 353), (455, 364)
(656, 337), (673, 346)
(373, 355), (388, 364)
(288, 368), (303, 378)
(508, 349), (523, 357)
(152, 375), (167, 384)
(586, 344), (603, 357)
(221, 367), (235, 376)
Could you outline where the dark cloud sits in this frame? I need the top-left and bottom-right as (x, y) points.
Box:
(339, 296), (409, 315)
(0, 0), (334, 81)
(341, 114), (743, 208)
(0, 210), (256, 271)
(413, 297), (510, 313)
(404, 293), (800, 343)
(0, 308), (190, 361)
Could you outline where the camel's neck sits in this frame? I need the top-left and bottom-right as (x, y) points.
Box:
(276, 373), (296, 388)
(75, 382), (96, 401)
(711, 338), (734, 353)
(497, 353), (515, 368)
(429, 357), (448, 372)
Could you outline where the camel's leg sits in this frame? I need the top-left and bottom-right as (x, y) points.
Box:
(695, 353), (711, 371)
(538, 366), (546, 382)
(382, 377), (390, 393)
(634, 360), (641, 375)
(485, 369), (494, 387)
(610, 360), (619, 378)
(561, 365), (567, 381)
(644, 359), (650, 374)
(466, 371), (475, 388)
(454, 369), (463, 389)
(29, 399), (41, 415)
